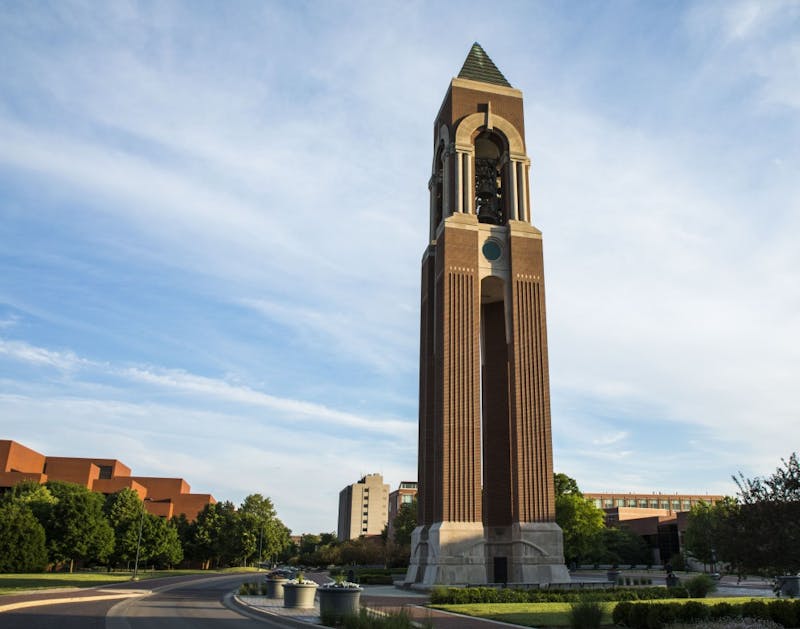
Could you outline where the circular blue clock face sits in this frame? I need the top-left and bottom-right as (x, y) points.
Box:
(482, 240), (502, 261)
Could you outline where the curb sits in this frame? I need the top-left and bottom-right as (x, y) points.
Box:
(226, 593), (319, 628)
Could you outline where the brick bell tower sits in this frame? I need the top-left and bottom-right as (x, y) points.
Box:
(405, 44), (569, 586)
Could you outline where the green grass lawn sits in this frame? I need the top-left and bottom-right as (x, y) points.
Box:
(0, 568), (258, 594)
(432, 601), (615, 627)
(432, 598), (765, 628)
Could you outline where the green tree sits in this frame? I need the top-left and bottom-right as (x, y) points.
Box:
(171, 512), (195, 561)
(553, 474), (606, 564)
(2, 480), (56, 516)
(140, 514), (183, 568)
(104, 489), (145, 568)
(0, 501), (48, 572)
(393, 499), (418, 546)
(299, 533), (321, 555)
(192, 501), (242, 568)
(554, 473), (581, 497)
(41, 481), (114, 571)
(339, 536), (384, 566)
(192, 502), (225, 568)
(684, 500), (716, 566)
(293, 531), (341, 567)
(319, 532), (337, 545)
(718, 454), (800, 577)
(239, 494), (289, 566)
(684, 498), (738, 568)
(556, 492), (606, 564)
(596, 526), (651, 565)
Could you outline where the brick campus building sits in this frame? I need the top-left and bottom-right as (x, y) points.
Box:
(405, 44), (568, 586)
(585, 492), (725, 564)
(0, 439), (215, 520)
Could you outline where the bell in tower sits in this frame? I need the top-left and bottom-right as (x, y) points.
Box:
(405, 43), (570, 587)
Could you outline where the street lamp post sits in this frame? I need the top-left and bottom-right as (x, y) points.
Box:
(132, 497), (150, 581)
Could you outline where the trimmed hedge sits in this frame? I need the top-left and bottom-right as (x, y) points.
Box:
(613, 599), (800, 628)
(430, 586), (688, 605)
(328, 568), (398, 585)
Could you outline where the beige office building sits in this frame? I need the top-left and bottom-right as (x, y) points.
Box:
(337, 473), (389, 541)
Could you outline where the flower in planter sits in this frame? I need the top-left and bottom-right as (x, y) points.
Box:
(319, 577), (362, 591)
(286, 571), (316, 585)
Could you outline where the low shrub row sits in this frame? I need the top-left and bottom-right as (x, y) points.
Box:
(613, 599), (800, 629)
(429, 586), (688, 605)
(328, 567), (404, 585)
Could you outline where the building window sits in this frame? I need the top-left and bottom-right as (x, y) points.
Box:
(615, 499), (624, 507)
(604, 499), (613, 508)
(660, 501), (669, 509)
(681, 501), (691, 510)
(593, 499), (602, 508)
(671, 500), (680, 509)
(401, 495), (413, 504)
(649, 500), (659, 508)
(638, 500), (648, 508)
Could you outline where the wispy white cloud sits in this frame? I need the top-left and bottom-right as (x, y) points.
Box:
(685, 1), (800, 111)
(592, 432), (628, 447)
(0, 336), (412, 438)
(123, 365), (413, 436)
(0, 314), (20, 329)
(240, 298), (415, 373)
(0, 337), (86, 370)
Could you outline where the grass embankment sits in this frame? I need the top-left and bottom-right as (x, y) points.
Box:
(432, 598), (759, 627)
(0, 567), (259, 594)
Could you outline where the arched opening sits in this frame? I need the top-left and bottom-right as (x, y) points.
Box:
(474, 132), (506, 225)
(432, 142), (444, 233)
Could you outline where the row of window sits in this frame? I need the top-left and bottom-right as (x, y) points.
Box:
(591, 498), (716, 510)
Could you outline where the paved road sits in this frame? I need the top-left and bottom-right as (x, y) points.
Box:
(0, 573), (295, 629)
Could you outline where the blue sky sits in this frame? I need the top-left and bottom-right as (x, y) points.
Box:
(1, 1), (798, 534)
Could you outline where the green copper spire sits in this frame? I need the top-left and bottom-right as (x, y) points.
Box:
(457, 42), (511, 88)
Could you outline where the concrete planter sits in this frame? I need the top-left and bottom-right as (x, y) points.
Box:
(265, 577), (288, 599)
(282, 582), (318, 608)
(318, 587), (362, 621)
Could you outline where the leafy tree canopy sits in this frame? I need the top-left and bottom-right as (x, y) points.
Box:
(554, 473), (582, 498)
(554, 474), (605, 564)
(0, 501), (48, 572)
(721, 453), (800, 577)
(42, 481), (114, 571)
